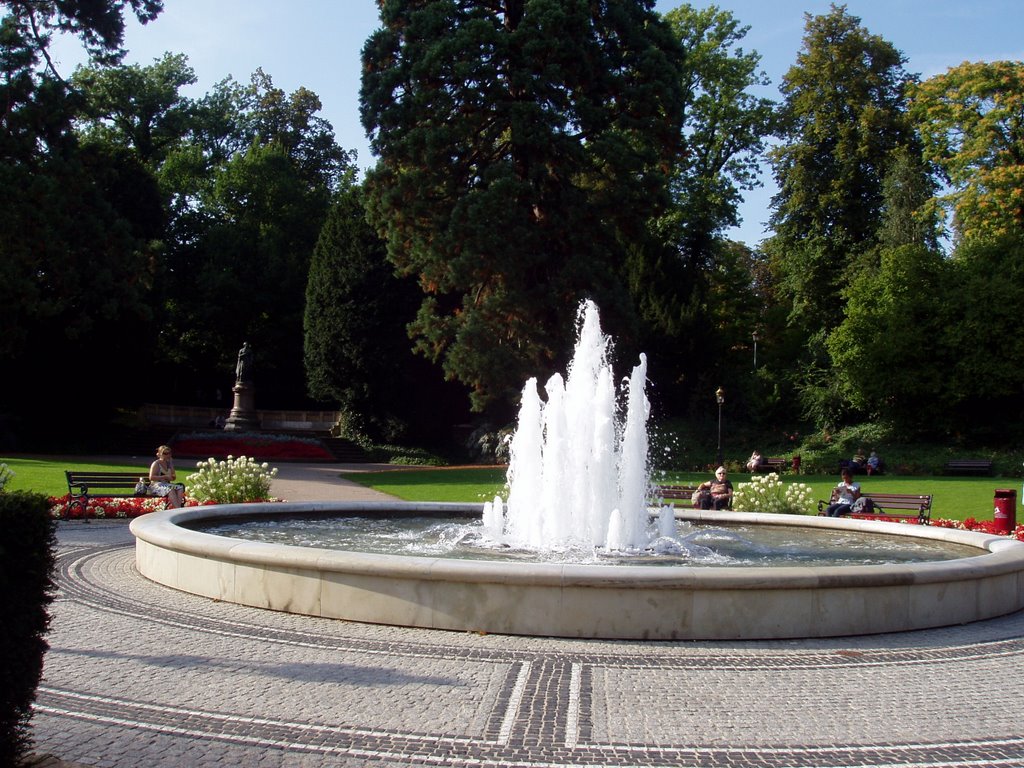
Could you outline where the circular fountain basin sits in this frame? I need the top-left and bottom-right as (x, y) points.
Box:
(130, 501), (1024, 640)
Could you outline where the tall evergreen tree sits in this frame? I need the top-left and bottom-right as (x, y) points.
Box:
(764, 4), (919, 335)
(360, 0), (684, 412)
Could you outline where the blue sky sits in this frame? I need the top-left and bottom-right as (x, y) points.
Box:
(49, 0), (1024, 248)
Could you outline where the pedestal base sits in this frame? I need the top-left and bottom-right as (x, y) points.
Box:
(224, 384), (259, 431)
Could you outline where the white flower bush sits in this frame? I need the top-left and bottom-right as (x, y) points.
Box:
(732, 472), (815, 515)
(188, 455), (278, 504)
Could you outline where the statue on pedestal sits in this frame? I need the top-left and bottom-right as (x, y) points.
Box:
(225, 341), (259, 431)
(236, 342), (254, 385)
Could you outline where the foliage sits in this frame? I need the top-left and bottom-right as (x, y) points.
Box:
(0, 462), (13, 492)
(187, 456), (278, 504)
(908, 60), (1024, 243)
(361, 0), (684, 412)
(658, 5), (775, 257)
(732, 473), (815, 515)
(826, 244), (951, 430)
(71, 52), (197, 166)
(0, 0), (165, 414)
(877, 146), (943, 251)
(940, 235), (1024, 436)
(66, 58), (355, 407)
(0, 490), (56, 765)
(303, 186), (463, 442)
(766, 5), (920, 334)
(632, 4), (775, 413)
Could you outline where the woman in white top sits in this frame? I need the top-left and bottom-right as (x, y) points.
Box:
(825, 468), (860, 517)
(149, 445), (184, 508)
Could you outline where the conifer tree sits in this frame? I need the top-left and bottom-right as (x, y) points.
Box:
(360, 0), (684, 411)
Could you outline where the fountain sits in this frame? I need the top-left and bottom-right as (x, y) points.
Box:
(481, 301), (650, 554)
(130, 303), (1024, 639)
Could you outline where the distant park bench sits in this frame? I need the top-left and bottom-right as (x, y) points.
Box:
(751, 458), (787, 473)
(817, 491), (933, 525)
(943, 459), (993, 475)
(651, 484), (700, 508)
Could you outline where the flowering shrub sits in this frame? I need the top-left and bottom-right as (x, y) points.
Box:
(0, 463), (13, 493)
(188, 456), (278, 504)
(732, 472), (815, 515)
(173, 432), (333, 461)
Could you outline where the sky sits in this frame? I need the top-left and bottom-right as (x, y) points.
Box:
(49, 0), (1024, 248)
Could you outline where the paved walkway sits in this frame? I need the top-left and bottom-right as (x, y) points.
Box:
(28, 463), (1024, 767)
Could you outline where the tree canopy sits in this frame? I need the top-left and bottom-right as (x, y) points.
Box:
(908, 60), (1024, 244)
(361, 0), (685, 412)
(765, 4), (919, 334)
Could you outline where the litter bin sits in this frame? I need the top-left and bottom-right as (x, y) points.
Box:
(993, 489), (1017, 535)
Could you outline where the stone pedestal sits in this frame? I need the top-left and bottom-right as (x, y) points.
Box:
(224, 383), (259, 432)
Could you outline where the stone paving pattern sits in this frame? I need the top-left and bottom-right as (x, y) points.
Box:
(27, 463), (1024, 766)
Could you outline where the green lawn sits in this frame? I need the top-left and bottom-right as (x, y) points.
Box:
(3, 456), (1018, 523)
(1, 456), (195, 498)
(346, 467), (1021, 523)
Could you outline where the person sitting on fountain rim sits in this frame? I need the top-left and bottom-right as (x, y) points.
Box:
(825, 468), (861, 517)
(697, 466), (733, 510)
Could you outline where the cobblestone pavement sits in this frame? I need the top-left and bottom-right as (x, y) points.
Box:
(28, 464), (1024, 767)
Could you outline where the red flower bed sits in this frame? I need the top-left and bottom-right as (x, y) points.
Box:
(48, 494), (204, 520)
(48, 494), (279, 520)
(932, 517), (1024, 541)
(172, 438), (334, 461)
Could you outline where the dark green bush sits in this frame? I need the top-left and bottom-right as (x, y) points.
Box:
(0, 491), (56, 766)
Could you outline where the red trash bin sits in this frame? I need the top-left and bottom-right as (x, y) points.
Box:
(993, 489), (1017, 535)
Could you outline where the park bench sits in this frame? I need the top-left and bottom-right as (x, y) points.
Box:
(751, 458), (787, 473)
(943, 459), (993, 475)
(651, 484), (701, 507)
(65, 470), (169, 516)
(817, 490), (933, 525)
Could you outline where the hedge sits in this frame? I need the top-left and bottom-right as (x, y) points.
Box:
(0, 491), (56, 765)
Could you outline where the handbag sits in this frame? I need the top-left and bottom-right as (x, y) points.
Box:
(134, 478), (149, 496)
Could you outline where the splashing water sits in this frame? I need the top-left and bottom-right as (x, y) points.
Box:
(482, 301), (652, 554)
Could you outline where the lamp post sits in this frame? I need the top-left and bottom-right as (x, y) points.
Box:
(752, 331), (759, 371)
(715, 387), (725, 467)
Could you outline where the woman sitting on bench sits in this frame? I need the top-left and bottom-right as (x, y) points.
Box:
(825, 468), (860, 517)
(695, 466), (733, 510)
(149, 445), (185, 508)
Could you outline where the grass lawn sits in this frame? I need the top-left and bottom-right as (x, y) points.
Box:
(1, 456), (195, 498)
(346, 467), (1021, 523)
(3, 456), (1018, 523)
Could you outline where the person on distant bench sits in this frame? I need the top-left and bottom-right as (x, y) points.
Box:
(745, 451), (763, 472)
(149, 445), (185, 509)
(850, 448), (866, 472)
(825, 468), (860, 517)
(696, 466), (733, 510)
(866, 450), (881, 475)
